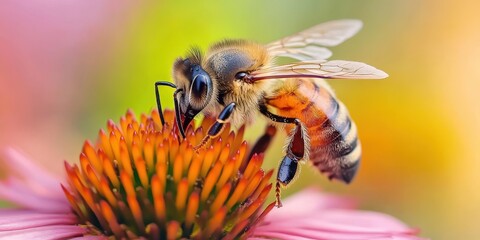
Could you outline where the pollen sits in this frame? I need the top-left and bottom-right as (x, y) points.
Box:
(61, 109), (274, 239)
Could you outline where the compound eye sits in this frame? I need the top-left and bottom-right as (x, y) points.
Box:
(191, 74), (209, 100)
(188, 65), (213, 110)
(235, 72), (248, 80)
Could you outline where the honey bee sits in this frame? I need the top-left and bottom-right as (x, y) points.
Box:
(155, 19), (387, 206)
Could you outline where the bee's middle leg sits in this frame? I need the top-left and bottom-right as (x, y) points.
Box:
(194, 102), (236, 151)
(260, 104), (309, 207)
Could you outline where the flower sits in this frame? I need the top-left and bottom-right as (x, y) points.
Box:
(1, 109), (274, 239)
(0, 110), (423, 239)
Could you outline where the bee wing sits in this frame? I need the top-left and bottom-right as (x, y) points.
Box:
(250, 60), (388, 81)
(266, 19), (363, 61)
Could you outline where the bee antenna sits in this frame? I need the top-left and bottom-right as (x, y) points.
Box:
(155, 81), (177, 125)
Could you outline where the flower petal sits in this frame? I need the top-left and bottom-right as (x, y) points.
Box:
(0, 225), (86, 240)
(252, 189), (423, 240)
(0, 178), (69, 212)
(315, 210), (415, 233)
(2, 148), (63, 192)
(265, 187), (355, 221)
(0, 210), (78, 231)
(70, 236), (108, 240)
(0, 148), (69, 212)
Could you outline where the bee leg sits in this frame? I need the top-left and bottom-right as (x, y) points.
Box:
(193, 102), (236, 151)
(260, 105), (307, 207)
(154, 81), (177, 126)
(276, 119), (306, 207)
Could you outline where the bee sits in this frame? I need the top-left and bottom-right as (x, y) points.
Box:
(155, 19), (388, 206)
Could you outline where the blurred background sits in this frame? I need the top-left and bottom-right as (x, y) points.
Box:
(1, 0), (478, 239)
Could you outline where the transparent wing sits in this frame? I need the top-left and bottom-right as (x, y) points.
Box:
(267, 19), (363, 61)
(250, 60), (388, 81)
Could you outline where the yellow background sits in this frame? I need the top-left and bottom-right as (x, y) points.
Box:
(1, 1), (479, 239)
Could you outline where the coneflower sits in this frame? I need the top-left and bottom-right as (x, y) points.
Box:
(0, 110), (423, 239)
(60, 109), (274, 239)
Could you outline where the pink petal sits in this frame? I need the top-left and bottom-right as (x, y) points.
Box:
(0, 176), (65, 202)
(0, 210), (78, 231)
(0, 225), (86, 240)
(265, 187), (355, 221)
(252, 228), (379, 240)
(70, 236), (108, 240)
(0, 148), (70, 212)
(259, 210), (415, 233)
(1, 148), (64, 193)
(249, 232), (315, 240)
(0, 178), (69, 212)
(317, 210), (414, 232)
(252, 189), (424, 240)
(253, 228), (420, 240)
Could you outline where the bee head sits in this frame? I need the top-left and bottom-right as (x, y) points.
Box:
(172, 57), (214, 133)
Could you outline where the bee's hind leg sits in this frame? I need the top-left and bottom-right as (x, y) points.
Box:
(193, 102), (236, 151)
(276, 119), (308, 207)
(259, 104), (308, 207)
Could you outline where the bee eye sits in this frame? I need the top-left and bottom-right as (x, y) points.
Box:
(191, 74), (209, 99)
(188, 65), (213, 110)
(235, 72), (248, 80)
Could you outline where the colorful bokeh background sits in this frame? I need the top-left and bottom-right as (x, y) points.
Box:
(1, 1), (478, 239)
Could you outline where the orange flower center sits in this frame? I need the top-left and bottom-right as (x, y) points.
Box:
(61, 109), (274, 239)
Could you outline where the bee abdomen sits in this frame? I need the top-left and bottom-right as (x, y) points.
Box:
(310, 100), (361, 183)
(266, 78), (362, 183)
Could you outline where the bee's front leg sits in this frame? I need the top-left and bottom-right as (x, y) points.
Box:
(193, 102), (236, 151)
(259, 104), (309, 207)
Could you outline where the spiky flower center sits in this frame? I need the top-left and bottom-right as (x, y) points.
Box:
(62, 110), (274, 239)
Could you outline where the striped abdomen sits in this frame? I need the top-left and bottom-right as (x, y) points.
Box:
(265, 78), (361, 183)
